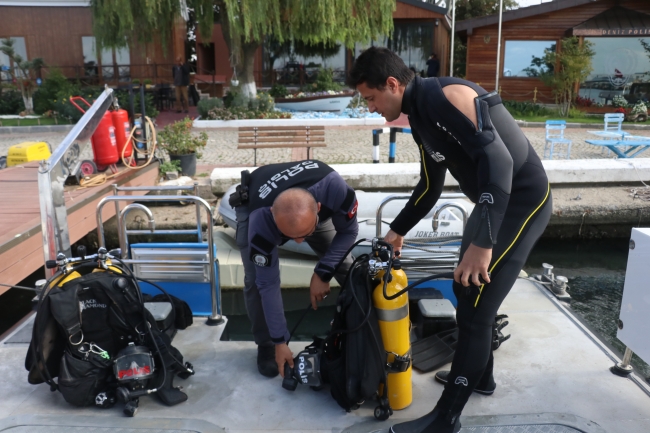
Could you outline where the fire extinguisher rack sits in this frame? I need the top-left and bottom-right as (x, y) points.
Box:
(128, 84), (149, 164)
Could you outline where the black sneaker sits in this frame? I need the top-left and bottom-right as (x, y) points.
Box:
(434, 370), (496, 395)
(257, 345), (279, 378)
(390, 407), (460, 433)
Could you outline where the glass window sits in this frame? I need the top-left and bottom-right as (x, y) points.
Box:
(82, 36), (98, 77)
(0, 51), (10, 81)
(263, 40), (347, 86)
(579, 37), (650, 106)
(0, 37), (27, 79)
(388, 23), (435, 77)
(353, 24), (435, 78)
(100, 46), (114, 80)
(115, 46), (130, 82)
(503, 40), (556, 77)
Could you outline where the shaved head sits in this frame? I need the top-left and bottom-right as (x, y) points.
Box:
(271, 188), (320, 242)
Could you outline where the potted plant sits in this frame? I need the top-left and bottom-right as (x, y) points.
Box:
(158, 159), (181, 180)
(627, 102), (648, 122)
(158, 117), (207, 176)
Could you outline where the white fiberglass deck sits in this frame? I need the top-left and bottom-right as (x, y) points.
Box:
(1, 278), (649, 433)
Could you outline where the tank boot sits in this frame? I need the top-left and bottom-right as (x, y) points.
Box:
(389, 407), (461, 433)
(434, 370), (496, 395)
(257, 344), (279, 378)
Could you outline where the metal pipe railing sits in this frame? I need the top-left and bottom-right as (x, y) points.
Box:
(96, 195), (222, 323)
(39, 88), (114, 277)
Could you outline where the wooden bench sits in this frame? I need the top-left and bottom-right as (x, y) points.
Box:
(238, 126), (326, 166)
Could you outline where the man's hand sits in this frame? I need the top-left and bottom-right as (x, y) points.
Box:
(276, 343), (294, 378)
(384, 229), (404, 256)
(454, 243), (492, 287)
(310, 273), (330, 310)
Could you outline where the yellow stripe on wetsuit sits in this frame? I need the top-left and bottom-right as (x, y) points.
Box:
(474, 183), (551, 307)
(414, 146), (430, 206)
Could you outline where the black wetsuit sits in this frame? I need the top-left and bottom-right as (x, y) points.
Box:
(394, 76), (552, 418)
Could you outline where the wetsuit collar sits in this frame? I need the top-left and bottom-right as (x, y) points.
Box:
(401, 77), (417, 115)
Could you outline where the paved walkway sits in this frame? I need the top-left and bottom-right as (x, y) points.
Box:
(1, 125), (649, 167)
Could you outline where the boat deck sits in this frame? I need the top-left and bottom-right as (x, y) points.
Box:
(1, 278), (649, 433)
(0, 162), (158, 292)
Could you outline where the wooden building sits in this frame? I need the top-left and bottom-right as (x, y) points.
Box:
(195, 0), (452, 90)
(456, 0), (650, 104)
(0, 0), (185, 85)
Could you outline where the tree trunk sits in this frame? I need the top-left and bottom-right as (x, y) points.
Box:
(240, 41), (258, 99)
(219, 11), (257, 99)
(22, 96), (34, 114)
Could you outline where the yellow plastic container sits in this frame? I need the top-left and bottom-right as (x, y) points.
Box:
(7, 141), (51, 167)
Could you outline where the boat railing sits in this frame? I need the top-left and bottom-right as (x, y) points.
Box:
(96, 191), (222, 324)
(38, 88), (115, 277)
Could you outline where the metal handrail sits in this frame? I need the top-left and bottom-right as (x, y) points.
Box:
(433, 203), (468, 232)
(375, 193), (469, 238)
(39, 88), (115, 276)
(96, 194), (222, 323)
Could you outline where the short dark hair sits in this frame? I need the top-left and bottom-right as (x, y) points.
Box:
(347, 46), (414, 89)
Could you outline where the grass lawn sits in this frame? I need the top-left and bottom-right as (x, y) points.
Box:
(0, 117), (71, 127)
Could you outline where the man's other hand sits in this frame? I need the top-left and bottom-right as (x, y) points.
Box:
(454, 243), (492, 287)
(310, 273), (330, 310)
(384, 229), (404, 256)
(276, 343), (294, 378)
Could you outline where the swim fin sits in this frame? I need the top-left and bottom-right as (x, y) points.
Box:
(411, 328), (459, 373)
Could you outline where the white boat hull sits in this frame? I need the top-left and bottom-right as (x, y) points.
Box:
(218, 186), (473, 259)
(274, 96), (354, 113)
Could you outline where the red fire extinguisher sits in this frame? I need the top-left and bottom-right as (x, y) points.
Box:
(70, 96), (119, 170)
(111, 108), (133, 159)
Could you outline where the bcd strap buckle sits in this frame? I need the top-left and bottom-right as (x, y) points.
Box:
(386, 351), (411, 373)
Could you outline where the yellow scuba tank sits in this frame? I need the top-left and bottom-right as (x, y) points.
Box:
(373, 262), (412, 410)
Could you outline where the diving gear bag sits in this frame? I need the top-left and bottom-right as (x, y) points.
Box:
(321, 261), (391, 415)
(25, 263), (194, 410)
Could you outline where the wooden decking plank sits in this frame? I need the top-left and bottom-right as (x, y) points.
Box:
(0, 163), (159, 289)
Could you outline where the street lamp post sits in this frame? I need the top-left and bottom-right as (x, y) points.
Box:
(495, 0), (504, 91)
(450, 0), (456, 77)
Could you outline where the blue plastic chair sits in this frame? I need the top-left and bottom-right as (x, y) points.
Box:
(544, 120), (572, 160)
(587, 113), (629, 140)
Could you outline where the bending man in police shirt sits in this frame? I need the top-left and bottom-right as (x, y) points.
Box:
(232, 160), (358, 378)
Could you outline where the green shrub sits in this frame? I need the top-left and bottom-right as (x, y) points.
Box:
(33, 69), (76, 114)
(158, 117), (207, 158)
(310, 68), (343, 92)
(269, 84), (288, 98)
(197, 97), (224, 118)
(0, 88), (25, 114)
(113, 90), (159, 119)
(256, 92), (275, 112)
(503, 100), (555, 117)
(159, 159), (181, 173)
(53, 86), (105, 122)
(207, 106), (292, 120)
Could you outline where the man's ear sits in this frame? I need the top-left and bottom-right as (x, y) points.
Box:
(317, 202), (322, 212)
(386, 76), (400, 93)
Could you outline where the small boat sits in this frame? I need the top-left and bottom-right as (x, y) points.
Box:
(274, 92), (355, 113)
(218, 186), (473, 272)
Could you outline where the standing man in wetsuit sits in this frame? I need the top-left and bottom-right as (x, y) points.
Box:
(348, 47), (551, 433)
(230, 160), (359, 379)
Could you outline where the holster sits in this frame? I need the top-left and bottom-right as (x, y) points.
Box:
(228, 170), (251, 208)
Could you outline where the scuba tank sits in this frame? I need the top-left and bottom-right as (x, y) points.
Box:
(373, 255), (412, 410)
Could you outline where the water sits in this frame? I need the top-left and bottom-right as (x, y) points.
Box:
(524, 238), (650, 381)
(276, 107), (383, 119)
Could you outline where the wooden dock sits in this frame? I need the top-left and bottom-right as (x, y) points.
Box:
(0, 162), (158, 294)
